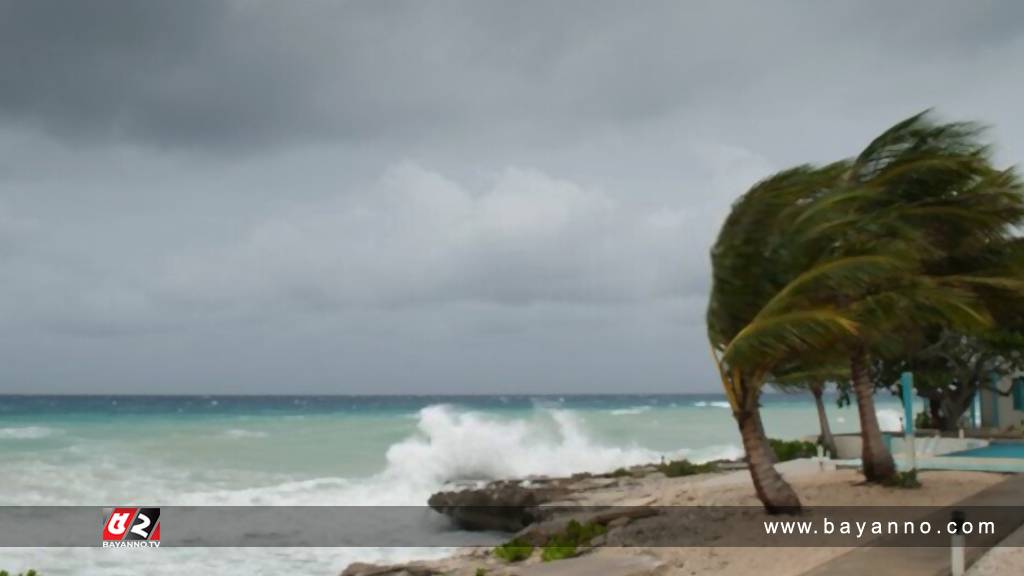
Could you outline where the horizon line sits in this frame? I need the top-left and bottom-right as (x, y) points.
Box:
(0, 390), (814, 398)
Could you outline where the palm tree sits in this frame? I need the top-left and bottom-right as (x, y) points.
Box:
(810, 380), (838, 458)
(709, 163), (878, 512)
(790, 112), (1023, 481)
(708, 112), (1020, 507)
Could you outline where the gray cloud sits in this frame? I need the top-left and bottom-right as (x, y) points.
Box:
(0, 1), (1022, 393)
(3, 1), (1020, 153)
(157, 161), (752, 310)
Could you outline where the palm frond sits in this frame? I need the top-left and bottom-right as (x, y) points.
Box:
(754, 255), (910, 320)
(721, 309), (859, 370)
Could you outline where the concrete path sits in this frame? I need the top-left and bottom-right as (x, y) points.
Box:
(966, 523), (1024, 575)
(800, 474), (1024, 576)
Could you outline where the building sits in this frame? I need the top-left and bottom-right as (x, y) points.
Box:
(978, 374), (1024, 430)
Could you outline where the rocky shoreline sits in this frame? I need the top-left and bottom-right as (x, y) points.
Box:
(340, 460), (739, 576)
(339, 461), (1011, 576)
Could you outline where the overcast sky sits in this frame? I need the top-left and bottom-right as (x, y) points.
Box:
(1, 1), (1023, 394)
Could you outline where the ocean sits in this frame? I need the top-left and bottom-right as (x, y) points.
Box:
(0, 393), (911, 575)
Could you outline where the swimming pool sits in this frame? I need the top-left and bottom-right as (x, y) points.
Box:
(947, 442), (1024, 458)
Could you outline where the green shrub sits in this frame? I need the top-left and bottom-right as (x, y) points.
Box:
(608, 467), (633, 478)
(493, 537), (534, 562)
(0, 571), (39, 576)
(474, 569), (488, 576)
(915, 412), (933, 429)
(540, 520), (607, 562)
(541, 544), (577, 562)
(770, 439), (818, 462)
(657, 459), (717, 477)
(882, 470), (921, 489)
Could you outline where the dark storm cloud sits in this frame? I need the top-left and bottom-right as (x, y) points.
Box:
(0, 1), (1022, 393)
(2, 0), (1017, 151)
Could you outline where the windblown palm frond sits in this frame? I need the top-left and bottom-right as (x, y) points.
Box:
(771, 360), (850, 392)
(708, 163), (853, 349)
(852, 111), (987, 184)
(753, 255), (911, 320)
(720, 309), (859, 371)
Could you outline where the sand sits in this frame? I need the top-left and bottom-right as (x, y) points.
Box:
(549, 461), (1005, 576)
(586, 461), (1007, 576)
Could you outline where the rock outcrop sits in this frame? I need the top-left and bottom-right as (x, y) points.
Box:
(427, 478), (573, 532)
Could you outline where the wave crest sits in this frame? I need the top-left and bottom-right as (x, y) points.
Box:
(222, 429), (269, 439)
(609, 406), (652, 416)
(0, 426), (56, 440)
(383, 405), (668, 487)
(693, 401), (731, 409)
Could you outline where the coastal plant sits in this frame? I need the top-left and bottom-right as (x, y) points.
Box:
(474, 569), (488, 576)
(769, 439), (818, 462)
(493, 537), (534, 562)
(0, 571), (39, 576)
(914, 411), (934, 430)
(540, 520), (607, 562)
(657, 459), (717, 478)
(882, 470), (922, 489)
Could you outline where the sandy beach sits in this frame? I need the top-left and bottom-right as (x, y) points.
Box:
(345, 461), (1018, 576)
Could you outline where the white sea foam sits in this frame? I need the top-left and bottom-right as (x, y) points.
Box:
(0, 426), (55, 440)
(609, 406), (652, 416)
(693, 400), (731, 409)
(113, 404), (712, 509)
(381, 405), (669, 491)
(232, 404), (737, 511)
(222, 428), (269, 439)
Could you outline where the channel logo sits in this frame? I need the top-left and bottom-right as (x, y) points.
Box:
(101, 507), (161, 548)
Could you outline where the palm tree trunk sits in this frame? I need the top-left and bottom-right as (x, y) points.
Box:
(736, 408), (801, 513)
(810, 381), (838, 458)
(849, 346), (896, 482)
(927, 395), (945, 430)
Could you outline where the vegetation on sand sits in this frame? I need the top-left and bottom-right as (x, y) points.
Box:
(540, 520), (608, 562)
(494, 520), (608, 563)
(882, 470), (922, 489)
(493, 537), (535, 562)
(769, 439), (819, 462)
(657, 459), (718, 477)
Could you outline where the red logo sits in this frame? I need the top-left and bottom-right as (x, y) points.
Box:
(102, 507), (160, 547)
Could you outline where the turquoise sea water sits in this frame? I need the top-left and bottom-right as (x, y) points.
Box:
(0, 393), (911, 575)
